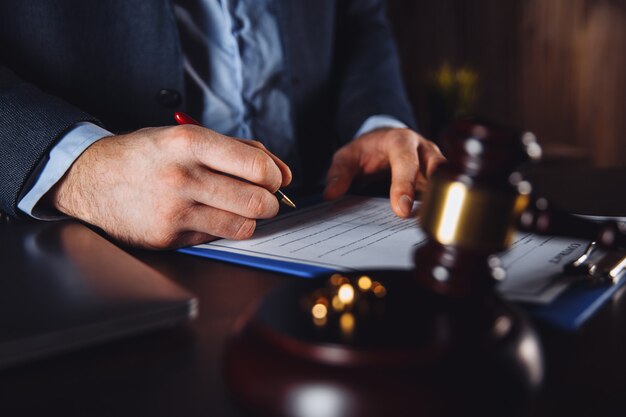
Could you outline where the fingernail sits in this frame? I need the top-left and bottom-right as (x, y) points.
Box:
(400, 195), (413, 216)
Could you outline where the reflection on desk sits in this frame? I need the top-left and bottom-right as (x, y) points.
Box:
(0, 221), (196, 369)
(0, 167), (625, 417)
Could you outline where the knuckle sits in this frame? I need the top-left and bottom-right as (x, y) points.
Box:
(391, 181), (413, 194)
(245, 189), (279, 218)
(157, 127), (195, 157)
(249, 151), (270, 178)
(245, 190), (268, 218)
(249, 151), (280, 189)
(248, 140), (266, 150)
(232, 218), (256, 240)
(168, 125), (196, 150)
(390, 129), (418, 148)
(159, 165), (192, 190)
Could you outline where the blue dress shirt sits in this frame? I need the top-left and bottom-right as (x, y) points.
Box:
(18, 0), (406, 219)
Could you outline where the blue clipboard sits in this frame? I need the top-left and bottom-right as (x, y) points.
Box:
(523, 278), (626, 331)
(179, 244), (625, 331)
(178, 246), (335, 278)
(178, 193), (624, 331)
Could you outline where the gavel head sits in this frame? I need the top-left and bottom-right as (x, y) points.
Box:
(416, 118), (542, 297)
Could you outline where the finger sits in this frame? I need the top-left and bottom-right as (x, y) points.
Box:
(184, 127), (283, 192)
(172, 231), (219, 248)
(323, 149), (360, 200)
(187, 169), (279, 219)
(415, 174), (429, 193)
(387, 140), (420, 218)
(417, 139), (446, 178)
(178, 203), (258, 241)
(237, 139), (293, 187)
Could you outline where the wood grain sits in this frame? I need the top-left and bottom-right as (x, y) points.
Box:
(387, 0), (626, 167)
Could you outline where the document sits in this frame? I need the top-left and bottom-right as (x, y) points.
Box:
(188, 196), (589, 304)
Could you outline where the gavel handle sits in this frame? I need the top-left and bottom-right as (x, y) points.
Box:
(517, 197), (626, 249)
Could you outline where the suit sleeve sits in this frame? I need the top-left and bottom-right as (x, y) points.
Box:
(0, 66), (100, 217)
(333, 0), (416, 142)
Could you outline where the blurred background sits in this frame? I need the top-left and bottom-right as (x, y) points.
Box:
(387, 0), (626, 168)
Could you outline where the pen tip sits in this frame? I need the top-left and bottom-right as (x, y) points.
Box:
(277, 190), (296, 209)
(284, 200), (296, 209)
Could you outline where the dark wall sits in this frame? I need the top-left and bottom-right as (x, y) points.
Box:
(387, 0), (626, 167)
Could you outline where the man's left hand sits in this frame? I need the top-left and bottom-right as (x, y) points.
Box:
(323, 128), (445, 218)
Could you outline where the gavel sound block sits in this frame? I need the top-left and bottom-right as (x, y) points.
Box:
(224, 272), (541, 417)
(224, 118), (626, 417)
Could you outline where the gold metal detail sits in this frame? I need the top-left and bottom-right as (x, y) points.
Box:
(419, 176), (529, 252)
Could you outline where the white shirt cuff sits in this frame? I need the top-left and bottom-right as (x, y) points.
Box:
(353, 114), (408, 139)
(18, 122), (112, 220)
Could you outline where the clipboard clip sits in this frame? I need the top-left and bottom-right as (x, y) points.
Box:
(564, 241), (626, 284)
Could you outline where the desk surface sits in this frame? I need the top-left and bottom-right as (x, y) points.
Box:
(1, 167), (625, 417)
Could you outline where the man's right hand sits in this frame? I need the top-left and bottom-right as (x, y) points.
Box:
(49, 125), (292, 249)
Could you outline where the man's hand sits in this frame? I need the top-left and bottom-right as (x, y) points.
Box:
(323, 127), (445, 217)
(50, 125), (291, 249)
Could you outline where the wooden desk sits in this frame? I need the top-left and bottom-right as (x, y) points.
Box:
(0, 167), (624, 417)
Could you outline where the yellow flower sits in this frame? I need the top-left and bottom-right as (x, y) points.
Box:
(435, 63), (455, 92)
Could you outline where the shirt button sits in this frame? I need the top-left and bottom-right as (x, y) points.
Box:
(156, 89), (182, 108)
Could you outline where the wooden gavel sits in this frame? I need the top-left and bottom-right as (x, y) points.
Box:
(416, 118), (626, 298)
(224, 118), (561, 417)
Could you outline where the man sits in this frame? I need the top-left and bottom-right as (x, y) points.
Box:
(0, 0), (444, 249)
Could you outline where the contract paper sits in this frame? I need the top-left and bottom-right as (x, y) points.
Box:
(194, 196), (589, 304)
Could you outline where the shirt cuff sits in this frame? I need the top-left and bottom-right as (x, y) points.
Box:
(18, 122), (112, 220)
(353, 114), (408, 139)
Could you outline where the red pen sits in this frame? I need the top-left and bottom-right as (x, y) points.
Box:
(174, 112), (296, 209)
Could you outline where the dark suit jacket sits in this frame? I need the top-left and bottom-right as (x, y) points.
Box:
(0, 0), (415, 217)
